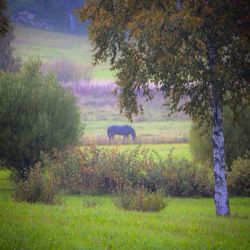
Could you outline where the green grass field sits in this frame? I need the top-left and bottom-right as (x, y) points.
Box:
(0, 170), (250, 250)
(99, 144), (191, 160)
(84, 120), (191, 137)
(13, 25), (114, 79)
(83, 120), (191, 145)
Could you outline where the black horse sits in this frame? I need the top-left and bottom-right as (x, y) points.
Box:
(107, 125), (136, 142)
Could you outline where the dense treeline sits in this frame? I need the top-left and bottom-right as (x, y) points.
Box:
(8, 0), (86, 34)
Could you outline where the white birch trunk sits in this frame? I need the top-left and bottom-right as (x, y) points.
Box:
(176, 0), (230, 215)
(210, 94), (230, 216)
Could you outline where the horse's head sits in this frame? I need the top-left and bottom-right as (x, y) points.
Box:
(131, 131), (136, 141)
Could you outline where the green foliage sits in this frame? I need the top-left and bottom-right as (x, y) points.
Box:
(190, 105), (250, 167)
(14, 163), (58, 204)
(0, 0), (20, 72)
(0, 0), (9, 37)
(159, 158), (213, 197)
(227, 156), (250, 196)
(115, 186), (167, 212)
(0, 30), (20, 72)
(79, 1), (249, 121)
(0, 59), (81, 178)
(43, 145), (213, 197)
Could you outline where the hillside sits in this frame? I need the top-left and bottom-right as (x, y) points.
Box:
(12, 25), (114, 80)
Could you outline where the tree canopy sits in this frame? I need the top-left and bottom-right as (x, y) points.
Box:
(79, 0), (249, 121)
(0, 0), (9, 37)
(0, 0), (20, 72)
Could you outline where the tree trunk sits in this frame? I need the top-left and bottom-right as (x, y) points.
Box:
(210, 93), (230, 216)
(206, 18), (230, 215)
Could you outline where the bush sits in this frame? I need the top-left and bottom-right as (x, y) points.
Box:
(14, 164), (59, 204)
(190, 104), (250, 168)
(43, 147), (103, 194)
(115, 186), (167, 212)
(156, 157), (213, 197)
(0, 59), (81, 179)
(227, 156), (250, 196)
(42, 145), (214, 197)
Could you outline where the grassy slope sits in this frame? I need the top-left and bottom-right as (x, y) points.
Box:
(13, 25), (114, 79)
(0, 170), (250, 249)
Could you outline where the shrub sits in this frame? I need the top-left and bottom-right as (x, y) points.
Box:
(44, 146), (150, 194)
(115, 186), (167, 212)
(44, 147), (103, 194)
(190, 104), (250, 168)
(0, 59), (81, 179)
(227, 156), (250, 196)
(42, 145), (214, 197)
(14, 163), (59, 204)
(158, 157), (213, 197)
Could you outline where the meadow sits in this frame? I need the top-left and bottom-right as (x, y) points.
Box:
(13, 25), (114, 79)
(0, 170), (250, 250)
(83, 120), (191, 145)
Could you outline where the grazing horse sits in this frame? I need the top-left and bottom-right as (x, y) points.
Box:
(107, 125), (136, 142)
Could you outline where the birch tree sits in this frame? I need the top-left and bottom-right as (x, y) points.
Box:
(79, 0), (250, 216)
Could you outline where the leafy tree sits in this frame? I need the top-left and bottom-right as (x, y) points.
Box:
(0, 59), (81, 179)
(79, 1), (250, 215)
(190, 104), (250, 167)
(0, 0), (9, 37)
(0, 0), (20, 72)
(0, 30), (20, 72)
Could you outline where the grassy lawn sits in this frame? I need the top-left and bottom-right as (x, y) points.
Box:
(0, 171), (250, 249)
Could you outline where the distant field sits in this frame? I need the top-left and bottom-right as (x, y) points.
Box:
(83, 120), (191, 144)
(0, 171), (250, 250)
(13, 25), (114, 79)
